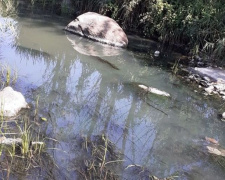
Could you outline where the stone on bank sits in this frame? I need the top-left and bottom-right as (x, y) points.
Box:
(0, 86), (29, 117)
(64, 12), (128, 48)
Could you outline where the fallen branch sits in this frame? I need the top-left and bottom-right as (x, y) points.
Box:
(206, 146), (225, 157)
(138, 85), (170, 97)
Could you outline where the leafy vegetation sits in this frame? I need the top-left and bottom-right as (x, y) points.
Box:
(1, 0), (225, 61)
(106, 0), (225, 61)
(0, 65), (46, 179)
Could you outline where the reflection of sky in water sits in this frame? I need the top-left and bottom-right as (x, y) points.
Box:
(0, 15), (225, 180)
(2, 44), (54, 87)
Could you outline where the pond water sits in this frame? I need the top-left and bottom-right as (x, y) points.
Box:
(0, 13), (225, 180)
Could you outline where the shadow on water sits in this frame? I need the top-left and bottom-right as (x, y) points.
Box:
(15, 45), (51, 59)
(1, 11), (225, 180)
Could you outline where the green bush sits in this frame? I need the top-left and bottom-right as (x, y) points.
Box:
(2, 0), (225, 61)
(107, 0), (225, 60)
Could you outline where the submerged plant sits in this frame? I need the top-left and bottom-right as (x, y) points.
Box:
(0, 64), (18, 88)
(34, 95), (39, 117)
(171, 59), (180, 75)
(72, 134), (123, 180)
(0, 111), (46, 179)
(17, 121), (31, 155)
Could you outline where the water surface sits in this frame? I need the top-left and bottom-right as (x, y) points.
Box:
(0, 14), (225, 180)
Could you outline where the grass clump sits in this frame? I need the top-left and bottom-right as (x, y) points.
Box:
(73, 134), (123, 180)
(0, 64), (18, 88)
(0, 109), (46, 179)
(19, 0), (224, 62)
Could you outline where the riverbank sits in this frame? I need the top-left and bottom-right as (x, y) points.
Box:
(1, 7), (225, 180)
(2, 0), (224, 62)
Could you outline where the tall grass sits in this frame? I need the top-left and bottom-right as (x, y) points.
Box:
(0, 0), (17, 16)
(111, 0), (225, 60)
(30, 0), (225, 61)
(1, 0), (224, 60)
(0, 66), (45, 179)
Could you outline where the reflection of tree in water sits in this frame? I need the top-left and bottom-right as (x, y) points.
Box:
(14, 44), (168, 177)
(15, 45), (51, 60)
(14, 36), (225, 179)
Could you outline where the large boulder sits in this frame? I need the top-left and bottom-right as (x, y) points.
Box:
(64, 12), (128, 48)
(0, 86), (29, 117)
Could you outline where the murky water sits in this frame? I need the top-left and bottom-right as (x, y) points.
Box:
(1, 14), (225, 180)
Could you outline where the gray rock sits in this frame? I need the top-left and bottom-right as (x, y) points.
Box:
(219, 91), (225, 96)
(214, 84), (225, 91)
(212, 91), (218, 95)
(204, 86), (214, 95)
(188, 75), (194, 80)
(190, 67), (225, 83)
(203, 92), (209, 96)
(188, 74), (201, 82)
(203, 76), (211, 82)
(65, 12), (128, 47)
(0, 87), (29, 117)
(199, 80), (209, 87)
(154, 51), (160, 57)
(222, 112), (225, 119)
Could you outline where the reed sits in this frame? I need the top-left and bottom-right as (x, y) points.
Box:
(0, 64), (18, 88)
(74, 134), (122, 180)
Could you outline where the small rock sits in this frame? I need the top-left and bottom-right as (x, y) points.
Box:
(215, 84), (225, 91)
(212, 91), (218, 95)
(191, 74), (201, 82)
(194, 74), (200, 78)
(0, 86), (29, 117)
(196, 78), (201, 83)
(188, 75), (194, 80)
(203, 92), (208, 96)
(199, 85), (202, 88)
(199, 80), (209, 87)
(204, 86), (214, 95)
(154, 51), (160, 57)
(222, 96), (225, 100)
(203, 76), (211, 82)
(222, 112), (225, 119)
(217, 78), (225, 83)
(219, 91), (225, 96)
